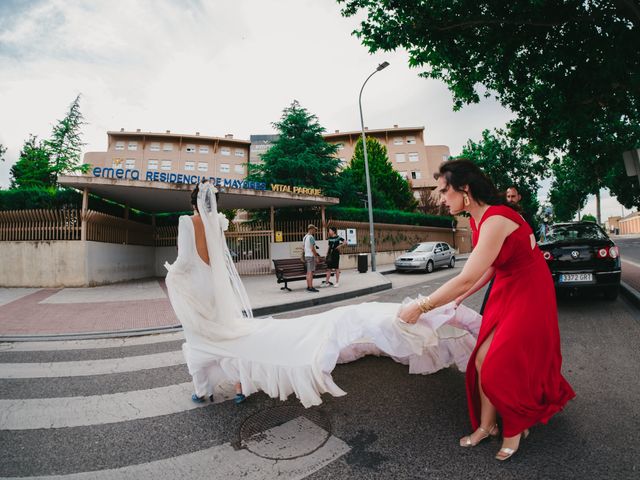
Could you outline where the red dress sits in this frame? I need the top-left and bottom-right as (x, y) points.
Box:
(467, 205), (575, 437)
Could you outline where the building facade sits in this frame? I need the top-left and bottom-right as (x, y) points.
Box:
(85, 129), (251, 183)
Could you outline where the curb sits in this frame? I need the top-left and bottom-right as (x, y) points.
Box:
(620, 281), (640, 310)
(252, 282), (392, 317)
(1, 282), (393, 342)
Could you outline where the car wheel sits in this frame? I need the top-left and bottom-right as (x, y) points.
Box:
(604, 286), (619, 301)
(425, 260), (434, 274)
(449, 256), (456, 268)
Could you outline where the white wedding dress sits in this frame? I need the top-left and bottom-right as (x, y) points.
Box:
(166, 185), (481, 408)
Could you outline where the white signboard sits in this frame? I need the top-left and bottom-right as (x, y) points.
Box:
(346, 228), (357, 246)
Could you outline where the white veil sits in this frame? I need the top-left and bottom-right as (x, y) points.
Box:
(196, 181), (256, 339)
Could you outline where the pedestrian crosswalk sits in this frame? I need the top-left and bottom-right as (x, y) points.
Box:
(0, 334), (349, 479)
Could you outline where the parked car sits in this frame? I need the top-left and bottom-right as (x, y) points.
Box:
(394, 241), (456, 273)
(538, 222), (621, 300)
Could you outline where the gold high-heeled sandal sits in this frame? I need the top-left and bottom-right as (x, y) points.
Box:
(459, 424), (499, 447)
(495, 429), (530, 461)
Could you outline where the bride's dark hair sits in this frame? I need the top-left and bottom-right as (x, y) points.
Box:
(434, 159), (509, 207)
(191, 180), (219, 211)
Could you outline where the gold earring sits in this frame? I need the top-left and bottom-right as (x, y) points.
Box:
(463, 193), (470, 206)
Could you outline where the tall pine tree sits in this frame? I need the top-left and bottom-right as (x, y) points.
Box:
(339, 136), (417, 211)
(247, 100), (339, 193)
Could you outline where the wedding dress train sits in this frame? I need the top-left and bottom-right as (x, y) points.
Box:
(165, 183), (481, 408)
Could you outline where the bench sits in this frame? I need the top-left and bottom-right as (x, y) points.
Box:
(273, 258), (333, 291)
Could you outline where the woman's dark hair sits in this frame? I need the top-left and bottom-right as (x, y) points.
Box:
(434, 158), (507, 207)
(191, 180), (219, 211)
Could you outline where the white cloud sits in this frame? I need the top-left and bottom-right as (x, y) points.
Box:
(0, 0), (632, 222)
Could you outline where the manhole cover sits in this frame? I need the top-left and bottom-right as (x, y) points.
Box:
(237, 405), (332, 460)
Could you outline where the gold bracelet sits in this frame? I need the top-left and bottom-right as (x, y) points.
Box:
(417, 296), (434, 313)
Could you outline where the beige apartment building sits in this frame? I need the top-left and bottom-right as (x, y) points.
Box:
(84, 129), (253, 186)
(84, 126), (450, 197)
(323, 126), (450, 193)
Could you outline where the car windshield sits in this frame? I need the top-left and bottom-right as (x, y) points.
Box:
(408, 243), (435, 253)
(545, 224), (608, 242)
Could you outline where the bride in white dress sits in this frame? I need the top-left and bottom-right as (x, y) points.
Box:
(165, 182), (481, 408)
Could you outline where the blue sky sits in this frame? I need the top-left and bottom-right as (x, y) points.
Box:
(0, 0), (627, 220)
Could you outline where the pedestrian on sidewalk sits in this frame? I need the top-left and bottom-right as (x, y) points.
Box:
(303, 225), (320, 292)
(322, 226), (345, 288)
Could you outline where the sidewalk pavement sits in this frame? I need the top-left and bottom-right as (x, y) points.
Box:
(2, 250), (639, 341)
(0, 263), (437, 341)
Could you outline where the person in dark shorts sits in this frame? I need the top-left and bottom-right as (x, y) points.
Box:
(322, 227), (345, 288)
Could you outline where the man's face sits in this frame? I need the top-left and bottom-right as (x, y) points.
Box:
(506, 188), (521, 204)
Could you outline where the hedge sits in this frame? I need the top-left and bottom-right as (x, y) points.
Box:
(326, 206), (455, 228)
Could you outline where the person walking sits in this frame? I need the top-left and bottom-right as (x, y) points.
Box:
(303, 224), (321, 293)
(322, 227), (345, 288)
(399, 159), (575, 461)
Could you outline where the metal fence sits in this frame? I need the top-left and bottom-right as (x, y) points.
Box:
(0, 209), (81, 241)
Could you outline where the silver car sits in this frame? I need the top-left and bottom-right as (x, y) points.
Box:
(394, 242), (456, 273)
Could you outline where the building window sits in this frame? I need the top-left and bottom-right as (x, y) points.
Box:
(197, 162), (208, 172)
(184, 161), (195, 171)
(221, 147), (231, 156)
(199, 145), (209, 154)
(408, 152), (419, 162)
(128, 141), (138, 151)
(339, 157), (347, 166)
(442, 154), (449, 162)
(411, 171), (421, 180)
(186, 144), (196, 153)
(220, 163), (230, 173)
(234, 164), (245, 174)
(393, 137), (403, 145)
(337, 143), (345, 151)
(148, 159), (159, 170)
(163, 143), (173, 152)
(235, 148), (245, 157)
(399, 171), (408, 179)
(395, 153), (406, 163)
(115, 141), (125, 151)
(406, 136), (416, 145)
(125, 159), (136, 169)
(112, 158), (124, 168)
(150, 142), (160, 152)
(161, 160), (172, 171)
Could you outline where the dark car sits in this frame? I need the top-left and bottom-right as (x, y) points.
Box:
(538, 222), (621, 300)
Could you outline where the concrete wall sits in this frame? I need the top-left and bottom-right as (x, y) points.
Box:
(85, 242), (156, 285)
(155, 246), (178, 277)
(0, 241), (88, 287)
(0, 241), (158, 287)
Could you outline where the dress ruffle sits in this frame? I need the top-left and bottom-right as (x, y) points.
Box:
(182, 302), (481, 408)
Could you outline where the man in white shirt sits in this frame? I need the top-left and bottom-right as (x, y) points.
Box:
(303, 224), (321, 292)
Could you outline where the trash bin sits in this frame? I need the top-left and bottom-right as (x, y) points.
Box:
(357, 253), (368, 273)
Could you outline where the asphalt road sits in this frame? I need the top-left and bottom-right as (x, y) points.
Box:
(1, 269), (639, 479)
(615, 236), (640, 264)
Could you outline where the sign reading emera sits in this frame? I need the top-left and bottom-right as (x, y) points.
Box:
(92, 167), (323, 196)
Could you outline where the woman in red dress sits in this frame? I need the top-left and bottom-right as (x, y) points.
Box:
(400, 159), (575, 461)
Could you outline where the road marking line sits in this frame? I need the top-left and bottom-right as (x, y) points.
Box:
(0, 350), (185, 378)
(0, 381), (238, 430)
(622, 258), (640, 268)
(1, 417), (349, 480)
(0, 332), (184, 352)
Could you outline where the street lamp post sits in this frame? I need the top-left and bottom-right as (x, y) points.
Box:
(358, 61), (389, 272)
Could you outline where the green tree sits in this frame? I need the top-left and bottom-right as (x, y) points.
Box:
(10, 135), (56, 189)
(247, 100), (340, 193)
(581, 213), (597, 223)
(549, 156), (590, 221)
(338, 0), (640, 210)
(0, 144), (6, 163)
(339, 136), (417, 211)
(45, 94), (89, 179)
(460, 129), (544, 224)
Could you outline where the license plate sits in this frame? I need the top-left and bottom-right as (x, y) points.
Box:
(559, 273), (593, 283)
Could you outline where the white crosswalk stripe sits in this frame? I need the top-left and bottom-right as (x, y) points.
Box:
(0, 350), (185, 378)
